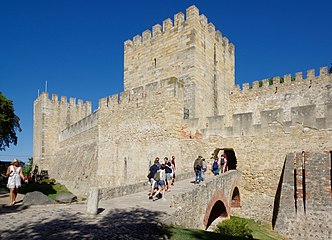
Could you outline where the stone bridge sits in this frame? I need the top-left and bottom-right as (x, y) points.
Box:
(0, 170), (241, 239)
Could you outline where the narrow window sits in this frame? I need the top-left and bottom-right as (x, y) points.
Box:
(154, 58), (157, 68)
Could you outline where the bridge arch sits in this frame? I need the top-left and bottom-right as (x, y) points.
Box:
(203, 191), (230, 229)
(231, 186), (241, 208)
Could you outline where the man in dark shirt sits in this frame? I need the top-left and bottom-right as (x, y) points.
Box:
(147, 157), (160, 199)
(193, 156), (203, 184)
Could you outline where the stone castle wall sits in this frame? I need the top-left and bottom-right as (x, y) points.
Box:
(273, 152), (332, 239)
(33, 5), (332, 233)
(95, 78), (185, 188)
(124, 5), (234, 128)
(33, 93), (92, 172)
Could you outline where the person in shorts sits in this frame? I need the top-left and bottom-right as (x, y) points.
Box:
(153, 164), (166, 200)
(164, 157), (173, 191)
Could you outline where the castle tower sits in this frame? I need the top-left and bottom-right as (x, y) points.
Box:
(33, 92), (92, 171)
(124, 5), (235, 126)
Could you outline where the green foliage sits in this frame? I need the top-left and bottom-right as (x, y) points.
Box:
(291, 76), (296, 81)
(23, 157), (33, 176)
(259, 80), (263, 87)
(40, 178), (56, 185)
(0, 92), (22, 151)
(268, 78), (274, 86)
(279, 77), (284, 83)
(249, 85), (253, 89)
(215, 217), (253, 238)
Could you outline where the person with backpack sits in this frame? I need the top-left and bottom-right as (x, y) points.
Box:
(152, 164), (166, 201)
(212, 158), (220, 175)
(193, 156), (203, 184)
(220, 154), (225, 173)
(147, 157), (160, 199)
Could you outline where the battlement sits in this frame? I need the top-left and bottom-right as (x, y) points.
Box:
(232, 66), (331, 95)
(99, 77), (183, 110)
(124, 5), (233, 54)
(35, 92), (92, 109)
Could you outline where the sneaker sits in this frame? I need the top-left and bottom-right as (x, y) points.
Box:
(149, 196), (153, 200)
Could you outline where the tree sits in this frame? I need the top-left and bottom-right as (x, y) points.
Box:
(0, 92), (22, 151)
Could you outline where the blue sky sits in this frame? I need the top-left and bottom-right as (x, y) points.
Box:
(1, 0), (331, 162)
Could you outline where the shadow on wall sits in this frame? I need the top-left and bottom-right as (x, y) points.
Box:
(272, 157), (286, 229)
(0, 208), (167, 240)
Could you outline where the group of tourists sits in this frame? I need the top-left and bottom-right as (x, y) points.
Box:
(193, 154), (228, 184)
(147, 156), (176, 201)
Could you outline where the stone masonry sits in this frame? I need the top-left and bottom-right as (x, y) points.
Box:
(33, 5), (332, 235)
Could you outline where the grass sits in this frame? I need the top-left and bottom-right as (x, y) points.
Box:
(167, 217), (288, 240)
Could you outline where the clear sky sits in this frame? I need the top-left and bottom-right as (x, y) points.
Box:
(1, 0), (331, 162)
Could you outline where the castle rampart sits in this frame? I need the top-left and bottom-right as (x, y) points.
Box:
(33, 5), (332, 235)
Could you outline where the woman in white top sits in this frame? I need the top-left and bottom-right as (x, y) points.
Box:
(6, 159), (26, 205)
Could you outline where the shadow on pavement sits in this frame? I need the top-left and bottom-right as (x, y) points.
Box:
(1, 207), (168, 240)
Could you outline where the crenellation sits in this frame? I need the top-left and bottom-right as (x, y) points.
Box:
(242, 83), (250, 90)
(186, 5), (199, 21)
(295, 72), (303, 81)
(319, 66), (328, 76)
(222, 36), (229, 49)
(262, 79), (269, 89)
(163, 18), (173, 32)
(124, 40), (133, 51)
(174, 12), (185, 26)
(284, 74), (292, 84)
(306, 69), (315, 79)
(77, 99), (83, 106)
(69, 97), (76, 105)
(207, 22), (215, 33)
(61, 96), (67, 103)
(215, 30), (222, 42)
(272, 76), (281, 86)
(152, 24), (162, 37)
(252, 81), (260, 90)
(228, 42), (235, 54)
(52, 94), (58, 102)
(133, 35), (142, 47)
(199, 14), (208, 26)
(119, 91), (130, 104)
(142, 30), (151, 42)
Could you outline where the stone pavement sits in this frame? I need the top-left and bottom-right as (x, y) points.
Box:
(0, 175), (214, 240)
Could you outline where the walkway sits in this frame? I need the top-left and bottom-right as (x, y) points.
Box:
(0, 175), (212, 240)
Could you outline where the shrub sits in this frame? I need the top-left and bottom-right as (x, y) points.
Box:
(215, 216), (253, 238)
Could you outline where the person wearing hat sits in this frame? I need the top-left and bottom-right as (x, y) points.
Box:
(147, 157), (160, 199)
(6, 159), (26, 205)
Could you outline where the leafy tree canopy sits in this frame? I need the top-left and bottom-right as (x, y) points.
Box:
(0, 92), (22, 151)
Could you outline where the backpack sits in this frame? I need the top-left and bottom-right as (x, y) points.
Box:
(154, 171), (161, 181)
(213, 161), (219, 170)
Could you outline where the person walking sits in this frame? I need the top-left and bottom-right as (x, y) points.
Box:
(153, 164), (166, 201)
(164, 157), (173, 191)
(202, 158), (207, 181)
(147, 157), (160, 199)
(193, 156), (203, 184)
(6, 159), (26, 205)
(212, 158), (220, 175)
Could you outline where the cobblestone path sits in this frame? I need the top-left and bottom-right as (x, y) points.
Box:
(0, 176), (210, 239)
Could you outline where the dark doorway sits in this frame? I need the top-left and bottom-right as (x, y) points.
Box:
(212, 148), (237, 170)
(231, 187), (241, 208)
(206, 200), (228, 229)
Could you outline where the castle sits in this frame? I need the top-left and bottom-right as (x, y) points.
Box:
(33, 5), (332, 231)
